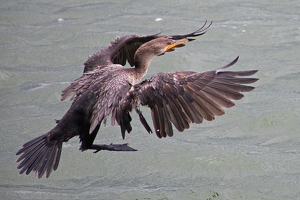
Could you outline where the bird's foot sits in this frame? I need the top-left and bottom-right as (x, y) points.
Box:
(89, 143), (137, 153)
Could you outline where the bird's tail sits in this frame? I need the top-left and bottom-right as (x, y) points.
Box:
(16, 131), (62, 179)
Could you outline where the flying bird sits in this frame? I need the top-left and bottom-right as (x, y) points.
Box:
(16, 21), (258, 178)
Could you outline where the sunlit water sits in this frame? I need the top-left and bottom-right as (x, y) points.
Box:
(1, 0), (300, 199)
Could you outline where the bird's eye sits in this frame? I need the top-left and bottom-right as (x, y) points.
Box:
(167, 41), (171, 45)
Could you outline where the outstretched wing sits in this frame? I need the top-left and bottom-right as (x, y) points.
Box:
(62, 21), (212, 102)
(83, 34), (159, 73)
(83, 20), (212, 73)
(128, 56), (258, 138)
(169, 20), (212, 40)
(61, 65), (123, 101)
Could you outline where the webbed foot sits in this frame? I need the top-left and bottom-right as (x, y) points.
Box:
(88, 143), (137, 153)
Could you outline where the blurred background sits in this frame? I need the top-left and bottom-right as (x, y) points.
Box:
(1, 0), (299, 199)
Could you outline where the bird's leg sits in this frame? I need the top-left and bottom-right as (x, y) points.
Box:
(80, 125), (137, 153)
(88, 143), (137, 153)
(135, 108), (153, 133)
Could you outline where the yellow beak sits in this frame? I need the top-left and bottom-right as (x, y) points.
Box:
(165, 38), (190, 52)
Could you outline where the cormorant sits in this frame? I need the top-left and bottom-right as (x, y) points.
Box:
(16, 21), (258, 178)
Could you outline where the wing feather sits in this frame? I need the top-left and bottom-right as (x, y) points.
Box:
(62, 21), (212, 102)
(59, 23), (259, 141)
(128, 57), (258, 138)
(84, 35), (160, 73)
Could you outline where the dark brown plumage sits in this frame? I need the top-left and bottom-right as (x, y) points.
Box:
(16, 21), (258, 178)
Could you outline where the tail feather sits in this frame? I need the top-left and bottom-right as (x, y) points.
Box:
(16, 133), (62, 179)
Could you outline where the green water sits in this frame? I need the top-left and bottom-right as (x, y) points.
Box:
(1, 0), (299, 199)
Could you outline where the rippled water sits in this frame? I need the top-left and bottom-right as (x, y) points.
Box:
(1, 0), (300, 199)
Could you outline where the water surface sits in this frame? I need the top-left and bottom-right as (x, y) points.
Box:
(1, 0), (300, 199)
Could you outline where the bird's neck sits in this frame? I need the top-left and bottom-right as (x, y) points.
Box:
(133, 49), (156, 82)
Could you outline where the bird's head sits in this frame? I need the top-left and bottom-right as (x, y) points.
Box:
(135, 37), (191, 59)
(152, 37), (191, 56)
(134, 37), (192, 69)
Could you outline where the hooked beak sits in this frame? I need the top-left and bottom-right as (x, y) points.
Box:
(166, 38), (190, 52)
(158, 38), (191, 56)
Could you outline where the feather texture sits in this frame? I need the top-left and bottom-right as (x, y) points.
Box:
(125, 57), (258, 137)
(17, 22), (258, 179)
